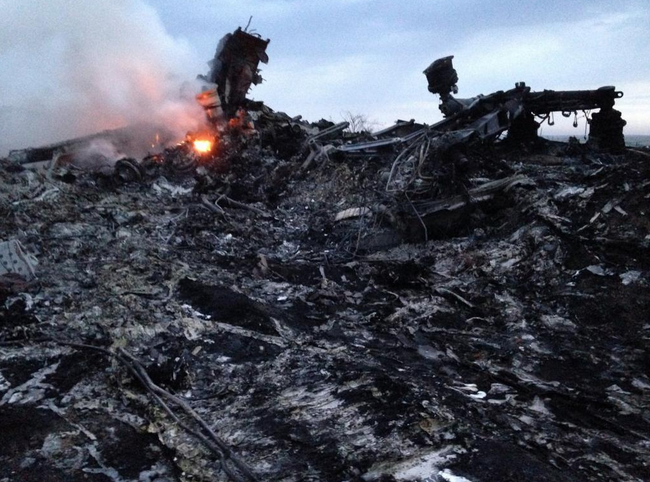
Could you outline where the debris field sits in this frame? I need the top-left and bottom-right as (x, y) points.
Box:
(1, 26), (650, 482)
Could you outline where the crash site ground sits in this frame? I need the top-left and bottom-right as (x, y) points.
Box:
(2, 130), (650, 482)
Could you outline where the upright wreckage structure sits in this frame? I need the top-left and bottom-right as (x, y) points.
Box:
(423, 55), (626, 150)
(337, 55), (627, 246)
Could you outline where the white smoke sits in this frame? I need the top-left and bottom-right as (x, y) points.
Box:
(72, 139), (127, 170)
(0, 0), (207, 157)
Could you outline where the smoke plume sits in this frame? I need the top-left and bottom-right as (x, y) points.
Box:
(0, 0), (206, 157)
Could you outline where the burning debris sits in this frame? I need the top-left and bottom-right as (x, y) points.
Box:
(2, 26), (650, 482)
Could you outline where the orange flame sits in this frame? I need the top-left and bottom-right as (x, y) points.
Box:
(193, 139), (213, 154)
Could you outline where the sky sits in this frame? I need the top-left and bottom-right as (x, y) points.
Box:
(1, 0), (648, 153)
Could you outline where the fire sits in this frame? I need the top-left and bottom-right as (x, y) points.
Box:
(228, 109), (253, 130)
(193, 139), (213, 154)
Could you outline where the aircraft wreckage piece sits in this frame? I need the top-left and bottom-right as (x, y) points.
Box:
(199, 27), (270, 119)
(369, 175), (532, 246)
(339, 54), (628, 247)
(0, 239), (38, 281)
(300, 122), (350, 170)
(307, 121), (349, 143)
(7, 124), (175, 167)
(338, 128), (427, 154)
(341, 55), (626, 157)
(7, 128), (128, 166)
(339, 57), (628, 248)
(424, 55), (626, 150)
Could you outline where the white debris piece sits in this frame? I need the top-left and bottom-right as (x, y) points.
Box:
(614, 205), (628, 216)
(153, 179), (193, 196)
(585, 265), (609, 276)
(620, 270), (642, 285)
(439, 469), (475, 482)
(554, 186), (584, 200)
(335, 207), (371, 222)
(541, 315), (577, 331)
(0, 239), (38, 280)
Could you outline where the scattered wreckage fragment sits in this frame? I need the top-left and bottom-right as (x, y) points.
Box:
(0, 239), (38, 306)
(0, 239), (37, 281)
(6, 124), (175, 169)
(300, 121), (349, 170)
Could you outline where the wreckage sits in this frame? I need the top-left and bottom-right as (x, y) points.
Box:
(423, 55), (626, 150)
(2, 26), (649, 482)
(334, 55), (628, 247)
(198, 26), (270, 119)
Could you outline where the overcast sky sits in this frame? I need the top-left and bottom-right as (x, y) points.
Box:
(149, 0), (650, 134)
(1, 0), (648, 154)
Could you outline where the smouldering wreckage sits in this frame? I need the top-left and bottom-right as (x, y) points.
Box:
(8, 39), (629, 250)
(2, 26), (650, 482)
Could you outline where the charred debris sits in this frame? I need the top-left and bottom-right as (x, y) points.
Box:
(2, 26), (650, 482)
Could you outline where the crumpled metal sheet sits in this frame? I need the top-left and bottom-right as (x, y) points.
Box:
(0, 239), (38, 281)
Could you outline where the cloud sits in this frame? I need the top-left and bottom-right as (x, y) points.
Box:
(254, 54), (381, 120)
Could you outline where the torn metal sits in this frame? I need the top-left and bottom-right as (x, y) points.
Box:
(423, 55), (625, 149)
(0, 239), (38, 281)
(334, 55), (628, 247)
(199, 27), (270, 119)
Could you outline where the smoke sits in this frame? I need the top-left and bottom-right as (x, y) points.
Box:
(0, 0), (207, 157)
(71, 139), (127, 170)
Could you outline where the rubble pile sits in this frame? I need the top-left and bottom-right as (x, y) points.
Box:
(1, 27), (650, 482)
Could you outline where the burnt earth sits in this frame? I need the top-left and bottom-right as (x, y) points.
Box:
(0, 143), (649, 481)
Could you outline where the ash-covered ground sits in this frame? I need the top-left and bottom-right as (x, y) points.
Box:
(1, 118), (650, 482)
